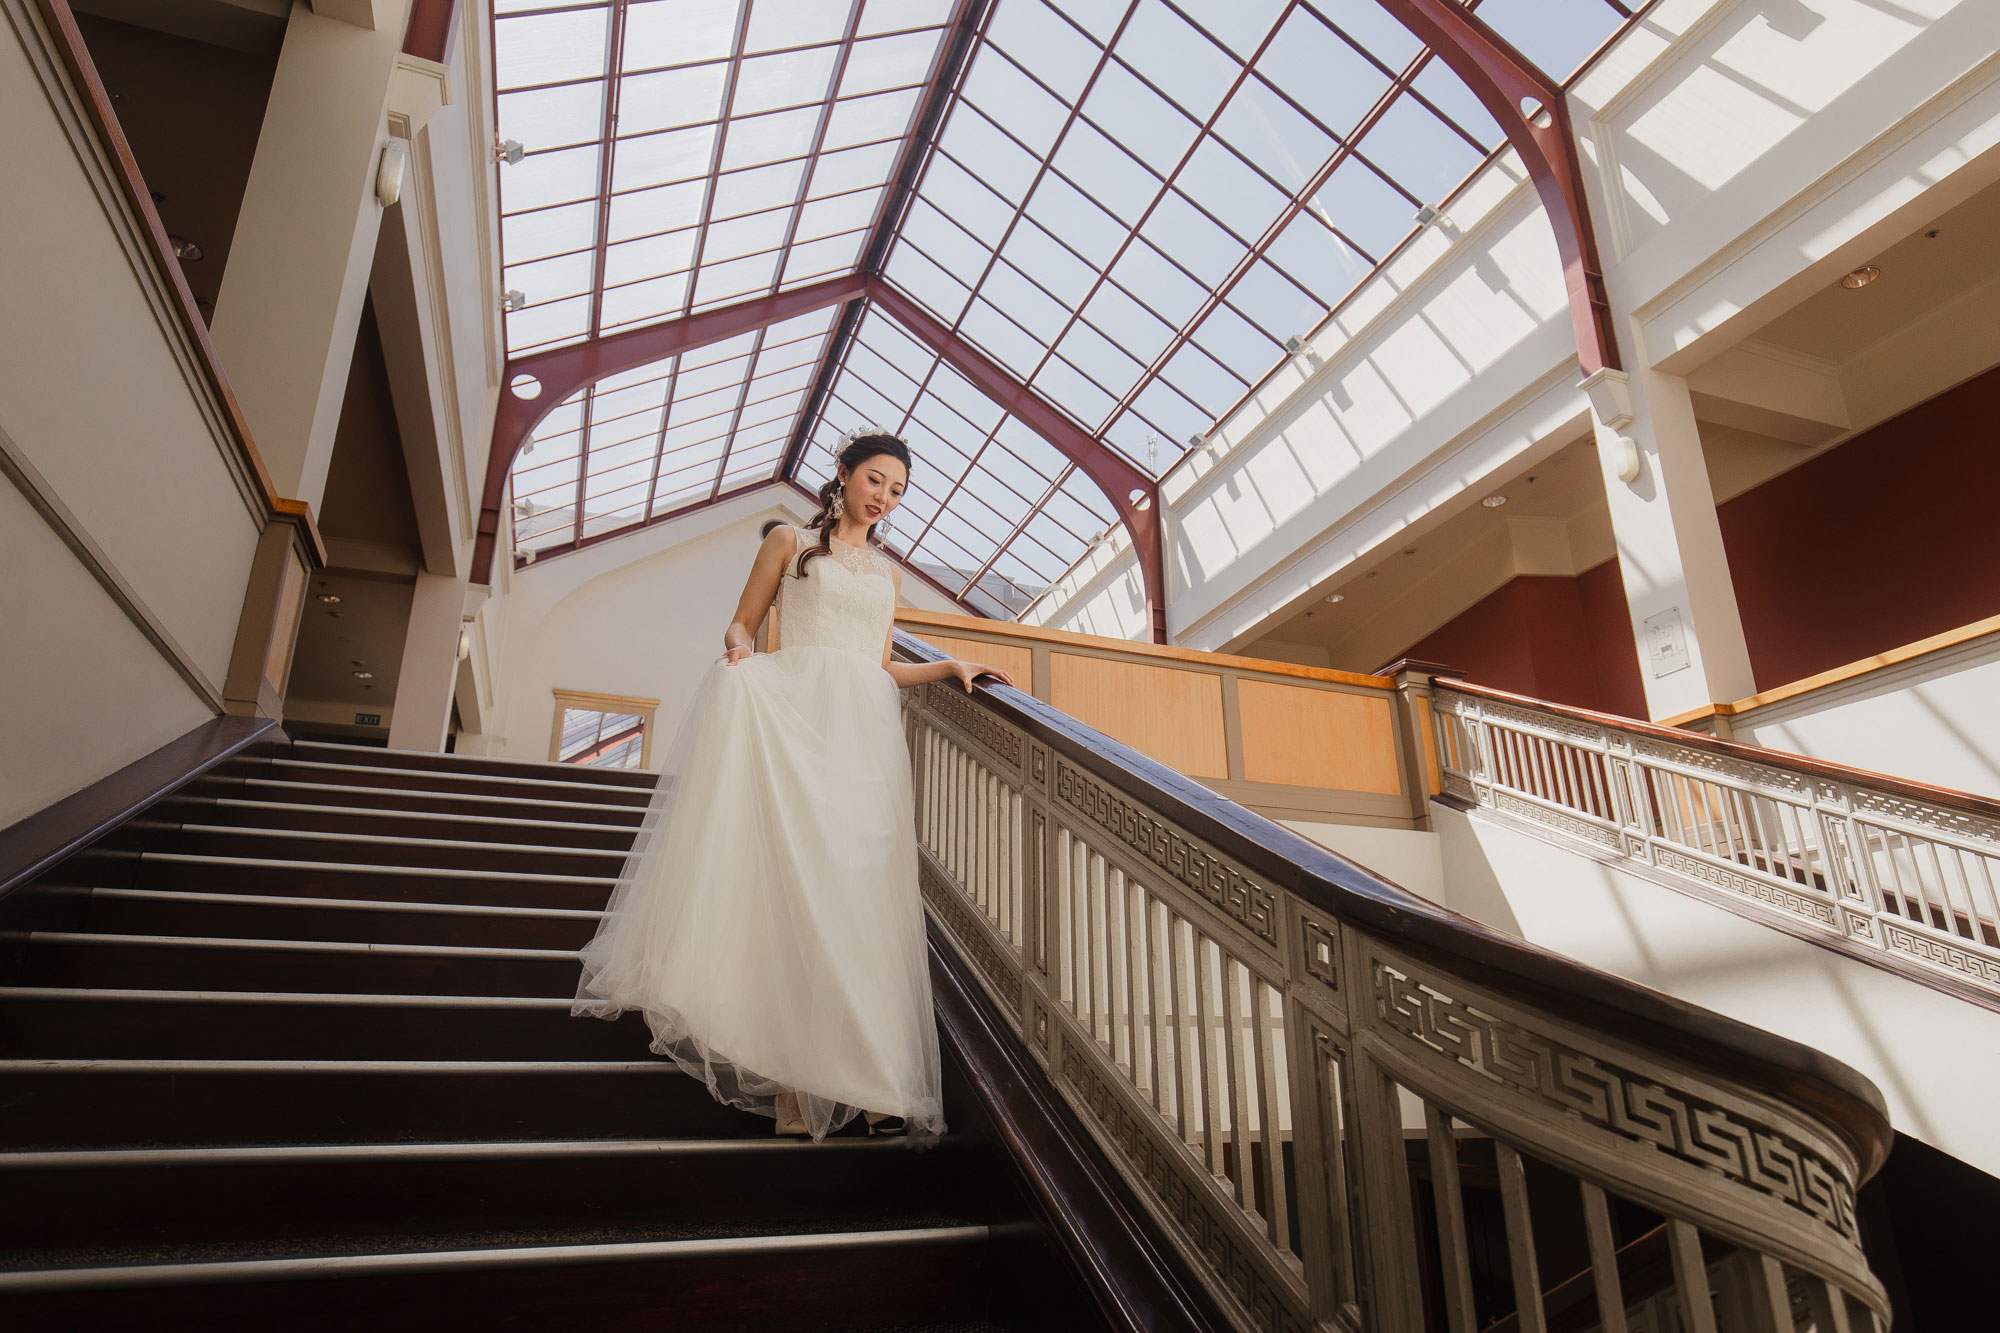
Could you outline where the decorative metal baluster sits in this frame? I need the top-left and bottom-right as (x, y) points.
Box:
(1218, 950), (1252, 1208)
(1578, 1180), (1629, 1333)
(1665, 1217), (1719, 1333)
(1147, 894), (1172, 1119)
(1168, 911), (1194, 1146)
(1252, 977), (1292, 1255)
(1195, 935), (1226, 1181)
(1495, 1143), (1549, 1333)
(1424, 1103), (1477, 1333)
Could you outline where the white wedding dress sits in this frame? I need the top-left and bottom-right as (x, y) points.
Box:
(571, 525), (945, 1145)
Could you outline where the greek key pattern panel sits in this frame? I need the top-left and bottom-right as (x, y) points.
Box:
(1057, 1036), (1312, 1333)
(920, 856), (1023, 1014)
(1650, 847), (1839, 928)
(924, 683), (1023, 769)
(1497, 791), (1625, 850)
(1466, 697), (1608, 745)
(1369, 960), (1860, 1245)
(1881, 920), (2000, 985)
(1054, 759), (1279, 948)
(1631, 738), (1808, 801)
(1852, 791), (2000, 846)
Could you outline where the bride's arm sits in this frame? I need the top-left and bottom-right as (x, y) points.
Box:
(721, 526), (795, 665)
(879, 567), (1018, 692)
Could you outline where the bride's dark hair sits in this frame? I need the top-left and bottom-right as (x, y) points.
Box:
(795, 432), (912, 580)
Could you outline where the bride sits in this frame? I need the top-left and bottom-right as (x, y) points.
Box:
(571, 431), (1015, 1146)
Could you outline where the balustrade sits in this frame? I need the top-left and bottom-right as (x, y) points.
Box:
(897, 635), (1890, 1333)
(1432, 680), (2000, 1010)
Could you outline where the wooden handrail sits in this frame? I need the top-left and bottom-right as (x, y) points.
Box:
(893, 631), (1891, 1176)
(1440, 675), (2000, 824)
(0, 715), (281, 901)
(30, 0), (324, 561)
(1662, 611), (2000, 727)
(895, 608), (1393, 690)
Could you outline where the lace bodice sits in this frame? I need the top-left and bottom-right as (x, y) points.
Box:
(775, 525), (895, 658)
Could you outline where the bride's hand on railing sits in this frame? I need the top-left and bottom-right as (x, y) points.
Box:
(948, 661), (1014, 692)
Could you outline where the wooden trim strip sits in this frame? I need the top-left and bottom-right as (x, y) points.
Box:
(1443, 676), (2000, 823)
(893, 632), (1891, 1176)
(895, 608), (1393, 690)
(924, 917), (1236, 1333)
(1661, 613), (2000, 727)
(0, 715), (280, 901)
(0, 420), (226, 710)
(27, 0), (320, 543)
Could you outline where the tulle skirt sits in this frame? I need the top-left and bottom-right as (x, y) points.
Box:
(571, 644), (945, 1146)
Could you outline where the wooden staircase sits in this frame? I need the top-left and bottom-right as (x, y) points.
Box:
(0, 740), (1087, 1330)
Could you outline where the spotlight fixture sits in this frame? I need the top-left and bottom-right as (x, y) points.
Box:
(1414, 204), (1443, 226)
(168, 235), (203, 261)
(503, 289), (528, 313)
(495, 139), (525, 165)
(316, 593), (342, 604)
(1481, 494), (1507, 508)
(1841, 265), (1881, 290)
(352, 670), (374, 680)
(1324, 593), (1345, 604)
(1188, 434), (1205, 448)
(1284, 335), (1304, 354)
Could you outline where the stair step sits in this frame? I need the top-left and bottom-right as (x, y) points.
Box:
(65, 887), (603, 950)
(134, 853), (616, 910)
(164, 824), (626, 877)
(0, 1224), (990, 1331)
(0, 987), (645, 1060)
(228, 778), (647, 825)
(0, 1059), (758, 1149)
(260, 759), (655, 807)
(192, 798), (638, 850)
(18, 933), (582, 998)
(0, 1136), (956, 1257)
(288, 740), (657, 789)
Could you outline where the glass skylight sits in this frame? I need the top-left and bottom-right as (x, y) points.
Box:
(495, 0), (1639, 598)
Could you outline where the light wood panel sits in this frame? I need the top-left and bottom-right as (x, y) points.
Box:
(895, 607), (1390, 689)
(1049, 653), (1228, 779)
(915, 634), (1035, 692)
(1236, 680), (1401, 795)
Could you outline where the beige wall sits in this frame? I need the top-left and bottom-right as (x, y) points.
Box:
(0, 473), (215, 827)
(1, 9), (278, 821)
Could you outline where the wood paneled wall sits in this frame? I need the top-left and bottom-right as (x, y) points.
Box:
(898, 610), (1425, 827)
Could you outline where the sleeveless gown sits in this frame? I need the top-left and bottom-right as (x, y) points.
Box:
(571, 526), (945, 1145)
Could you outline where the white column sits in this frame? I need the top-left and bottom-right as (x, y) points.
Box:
(387, 570), (467, 751)
(1585, 363), (1757, 722)
(210, 1), (412, 509)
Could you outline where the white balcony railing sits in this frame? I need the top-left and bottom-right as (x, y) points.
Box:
(897, 635), (1892, 1333)
(1432, 680), (2000, 1010)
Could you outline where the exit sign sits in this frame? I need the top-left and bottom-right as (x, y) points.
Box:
(354, 713), (382, 726)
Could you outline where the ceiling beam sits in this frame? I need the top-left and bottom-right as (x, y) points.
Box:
(471, 273), (867, 585)
(866, 280), (1168, 643)
(1371, 0), (1621, 376)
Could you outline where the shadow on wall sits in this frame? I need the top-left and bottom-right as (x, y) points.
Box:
(1392, 559), (1647, 717)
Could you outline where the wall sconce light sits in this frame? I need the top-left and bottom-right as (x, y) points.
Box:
(376, 142), (407, 208)
(1613, 435), (1643, 484)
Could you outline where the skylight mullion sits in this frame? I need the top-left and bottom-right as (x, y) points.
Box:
(669, 0), (757, 326)
(569, 382), (598, 547)
(637, 355), (683, 521)
(956, 461), (1078, 599)
(581, 0), (630, 339)
(901, 408), (1010, 558)
(709, 323), (775, 500)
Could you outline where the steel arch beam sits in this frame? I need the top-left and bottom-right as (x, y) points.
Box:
(1372, 0), (1622, 377)
(471, 273), (867, 585)
(865, 280), (1167, 643)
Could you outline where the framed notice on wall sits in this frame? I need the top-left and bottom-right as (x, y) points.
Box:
(1643, 607), (1690, 677)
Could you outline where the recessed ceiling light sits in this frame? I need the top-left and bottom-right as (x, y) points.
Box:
(169, 236), (203, 262)
(1841, 265), (1881, 289)
(1402, 548), (1417, 556)
(352, 670), (374, 680)
(1482, 494), (1507, 508)
(317, 594), (342, 604)
(1324, 593), (1345, 604)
